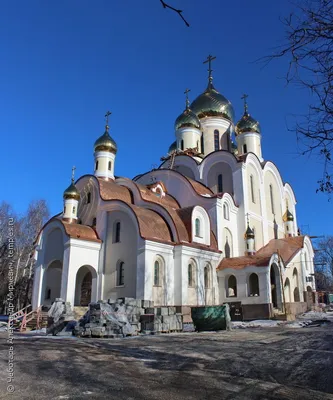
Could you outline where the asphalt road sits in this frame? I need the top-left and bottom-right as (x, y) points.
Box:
(0, 325), (333, 400)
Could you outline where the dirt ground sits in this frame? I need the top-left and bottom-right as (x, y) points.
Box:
(0, 325), (333, 400)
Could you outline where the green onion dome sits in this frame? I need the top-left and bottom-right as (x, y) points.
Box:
(235, 111), (261, 136)
(63, 181), (80, 201)
(190, 82), (234, 122)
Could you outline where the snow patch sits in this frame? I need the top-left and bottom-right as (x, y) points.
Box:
(232, 320), (283, 329)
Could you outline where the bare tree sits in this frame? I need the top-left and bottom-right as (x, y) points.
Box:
(264, 0), (333, 193)
(315, 235), (333, 290)
(0, 200), (49, 313)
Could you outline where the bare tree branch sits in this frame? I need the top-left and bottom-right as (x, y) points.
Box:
(160, 0), (190, 27)
(261, 0), (333, 194)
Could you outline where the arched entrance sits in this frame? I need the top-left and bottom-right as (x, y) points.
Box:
(292, 268), (300, 302)
(270, 263), (282, 310)
(74, 266), (97, 306)
(42, 260), (62, 306)
(284, 278), (291, 303)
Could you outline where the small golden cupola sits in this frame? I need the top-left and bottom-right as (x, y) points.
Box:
(283, 202), (294, 237)
(244, 216), (255, 256)
(94, 111), (117, 180)
(235, 95), (263, 160)
(63, 166), (80, 223)
(174, 89), (202, 153)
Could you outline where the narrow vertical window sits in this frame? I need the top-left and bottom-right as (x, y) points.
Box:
(200, 135), (204, 154)
(72, 206), (76, 214)
(196, 140), (199, 151)
(195, 218), (200, 237)
(218, 174), (223, 193)
(181, 140), (184, 150)
(64, 206), (66, 214)
(92, 217), (96, 227)
(214, 130), (219, 151)
(154, 261), (160, 286)
(87, 192), (91, 204)
(250, 175), (255, 203)
(204, 266), (209, 288)
(118, 262), (124, 286)
(269, 184), (275, 214)
(188, 264), (193, 287)
(108, 161), (112, 171)
(95, 161), (99, 171)
(223, 204), (229, 220)
(114, 222), (121, 243)
(243, 144), (247, 153)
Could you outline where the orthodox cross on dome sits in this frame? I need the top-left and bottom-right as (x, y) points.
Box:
(241, 94), (249, 114)
(71, 166), (76, 183)
(203, 54), (216, 85)
(105, 111), (111, 128)
(246, 212), (250, 226)
(184, 88), (191, 109)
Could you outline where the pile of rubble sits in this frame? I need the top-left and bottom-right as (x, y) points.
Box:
(74, 298), (189, 338)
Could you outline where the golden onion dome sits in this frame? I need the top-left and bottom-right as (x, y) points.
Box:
(190, 83), (235, 122)
(63, 181), (80, 201)
(175, 108), (201, 131)
(245, 224), (255, 239)
(235, 111), (261, 136)
(283, 208), (294, 222)
(94, 126), (117, 154)
(168, 140), (177, 154)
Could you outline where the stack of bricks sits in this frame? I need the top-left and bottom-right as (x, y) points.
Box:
(140, 306), (183, 333)
(75, 298), (188, 337)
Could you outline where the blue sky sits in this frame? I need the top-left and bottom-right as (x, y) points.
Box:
(0, 0), (331, 236)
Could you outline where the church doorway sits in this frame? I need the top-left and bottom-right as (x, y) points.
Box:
(42, 260), (62, 306)
(74, 266), (97, 306)
(270, 263), (282, 310)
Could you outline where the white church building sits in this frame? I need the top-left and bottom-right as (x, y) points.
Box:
(32, 57), (316, 320)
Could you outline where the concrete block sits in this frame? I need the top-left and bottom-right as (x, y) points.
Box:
(156, 307), (169, 316)
(182, 314), (193, 324)
(175, 306), (191, 315)
(145, 308), (156, 315)
(137, 307), (145, 315)
(118, 297), (137, 306)
(161, 322), (170, 332)
(168, 306), (176, 315)
(141, 300), (150, 308)
(162, 315), (177, 331)
(153, 322), (162, 332)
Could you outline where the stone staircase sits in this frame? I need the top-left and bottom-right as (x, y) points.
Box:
(25, 310), (49, 330)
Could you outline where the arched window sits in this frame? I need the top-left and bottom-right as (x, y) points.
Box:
(195, 218), (201, 237)
(269, 184), (275, 214)
(45, 287), (51, 300)
(227, 275), (237, 297)
(117, 262), (124, 286)
(249, 273), (259, 296)
(92, 217), (96, 227)
(204, 265), (210, 288)
(243, 144), (247, 154)
(218, 174), (223, 193)
(113, 222), (121, 243)
(250, 175), (255, 203)
(108, 161), (112, 171)
(95, 161), (99, 171)
(200, 135), (204, 154)
(214, 130), (219, 151)
(223, 203), (229, 220)
(224, 238), (231, 258)
(181, 139), (184, 150)
(87, 192), (91, 204)
(188, 264), (194, 287)
(154, 261), (160, 286)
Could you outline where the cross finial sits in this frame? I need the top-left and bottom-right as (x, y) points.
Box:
(71, 166), (76, 183)
(241, 94), (249, 114)
(246, 212), (249, 226)
(105, 111), (111, 127)
(203, 55), (216, 86)
(184, 88), (191, 109)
